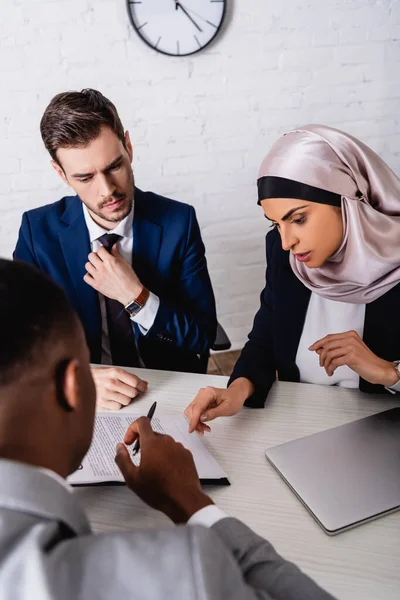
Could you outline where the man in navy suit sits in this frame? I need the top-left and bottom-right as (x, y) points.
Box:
(14, 89), (216, 409)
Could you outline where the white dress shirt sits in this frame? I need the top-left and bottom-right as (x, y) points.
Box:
(82, 204), (160, 365)
(187, 505), (227, 528)
(296, 293), (364, 388)
(296, 292), (400, 392)
(38, 467), (73, 493)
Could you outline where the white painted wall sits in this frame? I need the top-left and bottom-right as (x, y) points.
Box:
(1, 0), (399, 348)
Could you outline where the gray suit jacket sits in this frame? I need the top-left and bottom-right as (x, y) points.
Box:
(0, 460), (335, 599)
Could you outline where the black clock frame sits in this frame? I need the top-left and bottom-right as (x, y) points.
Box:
(126, 0), (227, 57)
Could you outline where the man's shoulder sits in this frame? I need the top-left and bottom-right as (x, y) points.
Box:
(22, 196), (80, 226)
(0, 514), (229, 600)
(135, 188), (194, 222)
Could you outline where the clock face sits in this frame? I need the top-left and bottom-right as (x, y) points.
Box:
(127, 0), (226, 56)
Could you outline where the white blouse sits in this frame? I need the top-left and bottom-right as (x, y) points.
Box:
(295, 293), (365, 388)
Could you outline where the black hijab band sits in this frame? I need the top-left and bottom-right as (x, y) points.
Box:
(257, 176), (342, 207)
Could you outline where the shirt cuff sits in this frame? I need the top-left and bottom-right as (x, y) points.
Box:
(130, 292), (160, 334)
(385, 378), (400, 394)
(187, 505), (228, 528)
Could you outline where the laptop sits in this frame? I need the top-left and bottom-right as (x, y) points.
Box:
(265, 407), (400, 535)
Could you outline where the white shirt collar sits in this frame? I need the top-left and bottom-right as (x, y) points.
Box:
(82, 202), (134, 244)
(37, 466), (73, 493)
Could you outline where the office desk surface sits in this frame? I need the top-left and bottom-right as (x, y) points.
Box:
(75, 368), (400, 600)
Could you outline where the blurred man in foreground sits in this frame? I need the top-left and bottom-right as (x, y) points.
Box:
(0, 259), (333, 599)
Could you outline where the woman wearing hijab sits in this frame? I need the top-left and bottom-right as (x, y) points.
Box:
(186, 124), (400, 435)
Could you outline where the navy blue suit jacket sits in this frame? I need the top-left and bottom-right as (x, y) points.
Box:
(230, 227), (400, 407)
(14, 188), (217, 373)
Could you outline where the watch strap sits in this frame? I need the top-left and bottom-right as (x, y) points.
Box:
(124, 287), (150, 316)
(394, 360), (400, 378)
(385, 360), (400, 394)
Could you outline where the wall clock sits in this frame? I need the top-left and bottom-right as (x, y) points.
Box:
(127, 0), (226, 56)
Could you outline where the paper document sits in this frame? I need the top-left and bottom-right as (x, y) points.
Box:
(68, 413), (229, 485)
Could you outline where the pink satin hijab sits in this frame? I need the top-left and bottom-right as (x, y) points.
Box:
(258, 124), (400, 304)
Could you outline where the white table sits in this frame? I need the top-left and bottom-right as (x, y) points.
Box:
(75, 368), (400, 600)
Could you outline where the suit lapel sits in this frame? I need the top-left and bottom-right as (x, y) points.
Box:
(275, 252), (311, 367)
(58, 198), (101, 358)
(132, 189), (162, 286)
(364, 282), (400, 361)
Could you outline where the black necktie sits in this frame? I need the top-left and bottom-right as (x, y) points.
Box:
(97, 233), (139, 367)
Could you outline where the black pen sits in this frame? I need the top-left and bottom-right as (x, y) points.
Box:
(131, 401), (157, 456)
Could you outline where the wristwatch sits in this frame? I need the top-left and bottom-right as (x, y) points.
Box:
(394, 360), (400, 379)
(385, 360), (400, 394)
(124, 287), (150, 317)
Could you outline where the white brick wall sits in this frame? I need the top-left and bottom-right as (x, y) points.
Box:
(1, 0), (399, 349)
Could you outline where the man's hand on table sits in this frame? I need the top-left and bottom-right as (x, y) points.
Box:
(115, 417), (213, 524)
(92, 367), (148, 410)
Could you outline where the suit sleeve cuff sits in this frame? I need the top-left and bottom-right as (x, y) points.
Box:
(130, 292), (160, 334)
(187, 505), (228, 528)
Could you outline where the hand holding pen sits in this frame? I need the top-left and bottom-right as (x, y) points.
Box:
(131, 401), (157, 456)
(115, 409), (213, 524)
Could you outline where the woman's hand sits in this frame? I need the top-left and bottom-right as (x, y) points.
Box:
(184, 378), (254, 435)
(309, 330), (398, 386)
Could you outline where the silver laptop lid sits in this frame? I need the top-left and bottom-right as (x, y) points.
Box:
(265, 407), (400, 534)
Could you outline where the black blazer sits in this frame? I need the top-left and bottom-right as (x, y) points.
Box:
(229, 227), (400, 407)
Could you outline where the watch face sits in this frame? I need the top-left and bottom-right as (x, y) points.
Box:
(127, 0), (226, 56)
(126, 300), (141, 315)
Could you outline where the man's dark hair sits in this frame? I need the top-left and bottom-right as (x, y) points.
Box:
(0, 259), (78, 386)
(40, 89), (126, 166)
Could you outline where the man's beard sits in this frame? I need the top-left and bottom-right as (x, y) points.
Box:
(95, 193), (133, 223)
(88, 171), (134, 224)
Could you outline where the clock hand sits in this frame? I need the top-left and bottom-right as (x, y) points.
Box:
(176, 2), (203, 32)
(178, 5), (209, 25)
